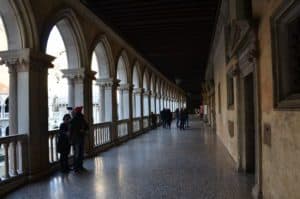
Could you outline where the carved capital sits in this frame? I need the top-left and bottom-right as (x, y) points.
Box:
(0, 49), (54, 72)
(118, 83), (132, 91)
(61, 68), (85, 81)
(143, 90), (151, 96)
(95, 78), (116, 88)
(133, 88), (144, 94)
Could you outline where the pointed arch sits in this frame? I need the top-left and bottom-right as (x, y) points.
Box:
(156, 78), (161, 95)
(150, 73), (156, 93)
(142, 68), (150, 90)
(132, 61), (142, 88)
(0, 0), (37, 49)
(116, 49), (130, 84)
(90, 34), (114, 78)
(41, 9), (88, 69)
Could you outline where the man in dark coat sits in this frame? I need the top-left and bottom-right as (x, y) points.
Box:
(70, 106), (89, 172)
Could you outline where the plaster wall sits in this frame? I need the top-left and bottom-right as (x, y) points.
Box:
(213, 29), (239, 163)
(255, 0), (300, 198)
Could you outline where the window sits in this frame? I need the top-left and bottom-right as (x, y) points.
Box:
(271, 1), (300, 109)
(227, 73), (234, 109)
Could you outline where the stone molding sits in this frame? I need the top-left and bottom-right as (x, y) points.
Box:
(0, 49), (54, 72)
(95, 78), (116, 88)
(118, 83), (133, 91)
(133, 88), (144, 94)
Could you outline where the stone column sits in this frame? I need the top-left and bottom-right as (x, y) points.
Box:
(62, 68), (86, 108)
(133, 88), (143, 118)
(112, 79), (119, 142)
(95, 80), (105, 122)
(7, 66), (17, 136)
(0, 49), (54, 177)
(143, 90), (150, 116)
(67, 79), (75, 108)
(62, 68), (95, 155)
(119, 84), (131, 119)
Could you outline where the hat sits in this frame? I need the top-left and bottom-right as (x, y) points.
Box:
(74, 106), (83, 113)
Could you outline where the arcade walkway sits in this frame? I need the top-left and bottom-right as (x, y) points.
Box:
(5, 118), (254, 199)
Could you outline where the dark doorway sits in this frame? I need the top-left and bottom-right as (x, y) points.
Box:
(244, 73), (255, 173)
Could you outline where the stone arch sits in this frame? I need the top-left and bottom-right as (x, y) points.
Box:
(41, 9), (88, 69)
(156, 78), (161, 96)
(0, 0), (37, 49)
(150, 73), (156, 93)
(116, 50), (130, 84)
(132, 61), (142, 88)
(142, 68), (150, 91)
(90, 35), (114, 79)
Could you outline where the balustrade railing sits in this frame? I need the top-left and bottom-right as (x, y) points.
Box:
(0, 134), (27, 181)
(132, 117), (141, 133)
(93, 122), (111, 147)
(117, 120), (128, 138)
(48, 130), (75, 164)
(143, 117), (149, 129)
(156, 115), (160, 124)
(48, 130), (59, 163)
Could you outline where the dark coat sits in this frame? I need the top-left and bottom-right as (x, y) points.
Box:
(70, 113), (89, 144)
(57, 123), (70, 154)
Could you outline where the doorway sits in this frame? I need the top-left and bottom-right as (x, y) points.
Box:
(243, 73), (255, 173)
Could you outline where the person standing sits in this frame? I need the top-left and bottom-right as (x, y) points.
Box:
(57, 114), (71, 173)
(70, 106), (89, 172)
(175, 108), (180, 128)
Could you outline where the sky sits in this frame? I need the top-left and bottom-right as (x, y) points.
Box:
(0, 16), (9, 94)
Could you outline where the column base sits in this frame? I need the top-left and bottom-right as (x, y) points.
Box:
(252, 183), (263, 199)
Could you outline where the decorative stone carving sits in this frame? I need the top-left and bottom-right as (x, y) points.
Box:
(0, 48), (54, 71)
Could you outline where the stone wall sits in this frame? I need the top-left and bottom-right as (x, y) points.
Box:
(212, 28), (239, 164)
(207, 0), (300, 198)
(256, 0), (300, 198)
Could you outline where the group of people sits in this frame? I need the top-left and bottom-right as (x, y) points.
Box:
(57, 106), (89, 173)
(175, 108), (189, 130)
(160, 108), (173, 128)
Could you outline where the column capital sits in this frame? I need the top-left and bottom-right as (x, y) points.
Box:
(119, 83), (133, 91)
(0, 48), (54, 72)
(143, 90), (151, 96)
(133, 88), (144, 94)
(95, 78), (118, 88)
(151, 92), (157, 97)
(61, 68), (86, 80)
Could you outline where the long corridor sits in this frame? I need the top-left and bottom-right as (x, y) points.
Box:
(5, 118), (254, 199)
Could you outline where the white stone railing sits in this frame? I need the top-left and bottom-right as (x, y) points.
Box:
(48, 130), (74, 164)
(48, 130), (59, 163)
(93, 122), (111, 147)
(132, 117), (141, 133)
(0, 134), (27, 181)
(143, 117), (149, 129)
(0, 113), (9, 120)
(117, 119), (128, 138)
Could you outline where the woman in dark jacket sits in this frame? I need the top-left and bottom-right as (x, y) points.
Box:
(57, 114), (71, 172)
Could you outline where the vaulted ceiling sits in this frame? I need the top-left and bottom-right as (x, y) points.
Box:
(81, 0), (220, 96)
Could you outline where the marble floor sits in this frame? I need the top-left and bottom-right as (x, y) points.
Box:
(5, 119), (254, 199)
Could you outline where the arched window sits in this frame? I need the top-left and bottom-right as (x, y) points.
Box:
(0, 16), (9, 136)
(46, 25), (68, 130)
(116, 55), (129, 120)
(150, 75), (156, 114)
(142, 70), (149, 116)
(91, 41), (111, 123)
(156, 80), (160, 114)
(132, 64), (141, 117)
